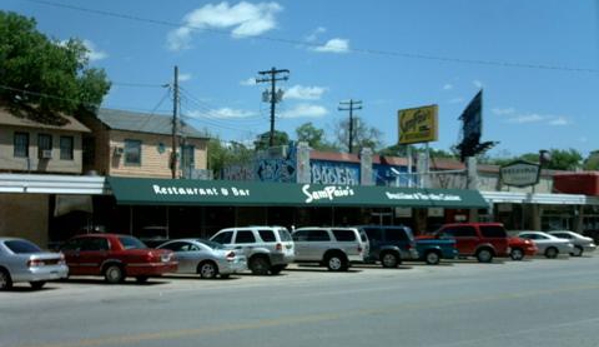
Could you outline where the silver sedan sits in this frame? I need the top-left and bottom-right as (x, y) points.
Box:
(157, 239), (247, 279)
(0, 237), (69, 290)
(548, 230), (597, 257)
(518, 231), (574, 259)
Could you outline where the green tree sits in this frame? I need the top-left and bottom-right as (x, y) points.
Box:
(253, 130), (289, 150)
(334, 116), (383, 153)
(545, 148), (582, 170)
(295, 122), (339, 151)
(207, 138), (253, 178)
(584, 150), (599, 170)
(0, 11), (110, 122)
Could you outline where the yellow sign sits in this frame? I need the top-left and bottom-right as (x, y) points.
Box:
(398, 105), (438, 144)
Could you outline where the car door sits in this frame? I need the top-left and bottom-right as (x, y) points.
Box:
(77, 237), (110, 275)
(60, 238), (83, 275)
(159, 241), (194, 274)
(306, 229), (332, 260)
(331, 229), (359, 257)
(232, 230), (257, 258)
(442, 226), (478, 255)
(363, 227), (382, 259)
(292, 229), (311, 261)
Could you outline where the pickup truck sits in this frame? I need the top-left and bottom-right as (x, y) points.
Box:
(424, 223), (510, 263)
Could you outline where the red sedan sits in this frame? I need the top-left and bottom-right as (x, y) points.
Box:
(61, 234), (178, 283)
(508, 236), (538, 261)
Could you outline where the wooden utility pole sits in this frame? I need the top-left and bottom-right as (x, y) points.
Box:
(171, 66), (179, 179)
(256, 67), (290, 147)
(338, 99), (362, 153)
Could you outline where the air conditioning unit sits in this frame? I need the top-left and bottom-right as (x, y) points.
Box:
(40, 149), (53, 159)
(113, 147), (124, 156)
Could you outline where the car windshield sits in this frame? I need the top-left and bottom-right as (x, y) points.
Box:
(278, 228), (293, 242)
(4, 240), (42, 254)
(197, 239), (225, 250)
(118, 236), (147, 250)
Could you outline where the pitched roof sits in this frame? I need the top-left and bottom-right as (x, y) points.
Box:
(0, 106), (90, 133)
(96, 108), (209, 139)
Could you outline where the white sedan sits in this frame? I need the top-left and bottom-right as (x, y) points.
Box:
(547, 230), (596, 257)
(517, 231), (574, 259)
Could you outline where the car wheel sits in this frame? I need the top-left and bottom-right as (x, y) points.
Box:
(510, 248), (525, 261)
(381, 252), (400, 268)
(135, 276), (149, 283)
(270, 264), (286, 275)
(104, 264), (125, 284)
(198, 261), (218, 279)
(476, 249), (494, 263)
(326, 254), (348, 271)
(545, 247), (558, 259)
(572, 246), (584, 257)
(30, 281), (46, 290)
(249, 256), (270, 276)
(425, 251), (441, 265)
(0, 269), (13, 290)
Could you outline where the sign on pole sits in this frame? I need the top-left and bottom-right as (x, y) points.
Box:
(398, 105), (438, 145)
(500, 160), (541, 187)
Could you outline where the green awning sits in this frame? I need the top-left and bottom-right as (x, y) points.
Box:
(107, 177), (489, 209)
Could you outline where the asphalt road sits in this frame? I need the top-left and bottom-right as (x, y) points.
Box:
(2, 255), (599, 347)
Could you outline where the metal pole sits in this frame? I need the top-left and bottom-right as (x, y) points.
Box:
(171, 66), (179, 179)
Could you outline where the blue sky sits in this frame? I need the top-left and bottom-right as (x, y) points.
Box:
(4, 0), (599, 157)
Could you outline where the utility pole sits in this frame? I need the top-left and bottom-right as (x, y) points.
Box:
(256, 67), (290, 147)
(338, 99), (362, 153)
(171, 65), (179, 179)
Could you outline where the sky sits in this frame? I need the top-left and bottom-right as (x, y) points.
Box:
(4, 0), (599, 157)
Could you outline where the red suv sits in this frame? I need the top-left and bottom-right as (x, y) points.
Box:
(428, 223), (509, 263)
(61, 234), (178, 283)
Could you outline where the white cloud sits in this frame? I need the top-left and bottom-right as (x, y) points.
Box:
(506, 113), (545, 124)
(473, 80), (483, 88)
(442, 84), (453, 91)
(189, 107), (257, 119)
(240, 77), (256, 86)
(549, 116), (570, 126)
(492, 107), (515, 116)
(579, 136), (588, 143)
(79, 40), (107, 62)
(167, 2), (283, 51)
(179, 73), (192, 82)
(306, 27), (326, 42)
(280, 104), (328, 118)
(313, 38), (350, 53)
(284, 85), (327, 100)
(448, 97), (464, 104)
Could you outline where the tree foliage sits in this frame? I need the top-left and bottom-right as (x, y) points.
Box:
(253, 130), (290, 150)
(333, 116), (383, 153)
(584, 150), (599, 170)
(207, 138), (253, 178)
(295, 122), (339, 151)
(0, 11), (111, 122)
(484, 148), (583, 170)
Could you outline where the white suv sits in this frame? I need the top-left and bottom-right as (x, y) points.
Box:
(210, 226), (295, 275)
(291, 227), (369, 271)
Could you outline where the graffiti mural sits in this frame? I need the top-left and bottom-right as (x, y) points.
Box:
(255, 145), (297, 183)
(223, 164), (255, 181)
(311, 161), (360, 185)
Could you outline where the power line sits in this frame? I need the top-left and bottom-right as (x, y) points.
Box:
(338, 99), (363, 154)
(23, 0), (599, 73)
(256, 67), (290, 147)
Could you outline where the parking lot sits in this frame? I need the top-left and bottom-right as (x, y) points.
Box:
(3, 255), (599, 347)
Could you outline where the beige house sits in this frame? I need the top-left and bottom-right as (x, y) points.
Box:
(0, 106), (89, 174)
(79, 109), (209, 178)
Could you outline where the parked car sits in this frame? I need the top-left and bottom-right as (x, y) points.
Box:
(429, 223), (510, 263)
(0, 237), (69, 290)
(210, 226), (294, 275)
(415, 238), (459, 265)
(356, 225), (419, 268)
(292, 227), (369, 271)
(507, 236), (538, 261)
(157, 239), (247, 279)
(547, 230), (596, 257)
(517, 231), (574, 259)
(60, 234), (178, 283)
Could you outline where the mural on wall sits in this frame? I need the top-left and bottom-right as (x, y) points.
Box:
(255, 145), (297, 183)
(311, 160), (360, 185)
(222, 165), (254, 181)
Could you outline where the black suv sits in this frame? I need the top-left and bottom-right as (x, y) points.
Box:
(354, 225), (418, 268)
